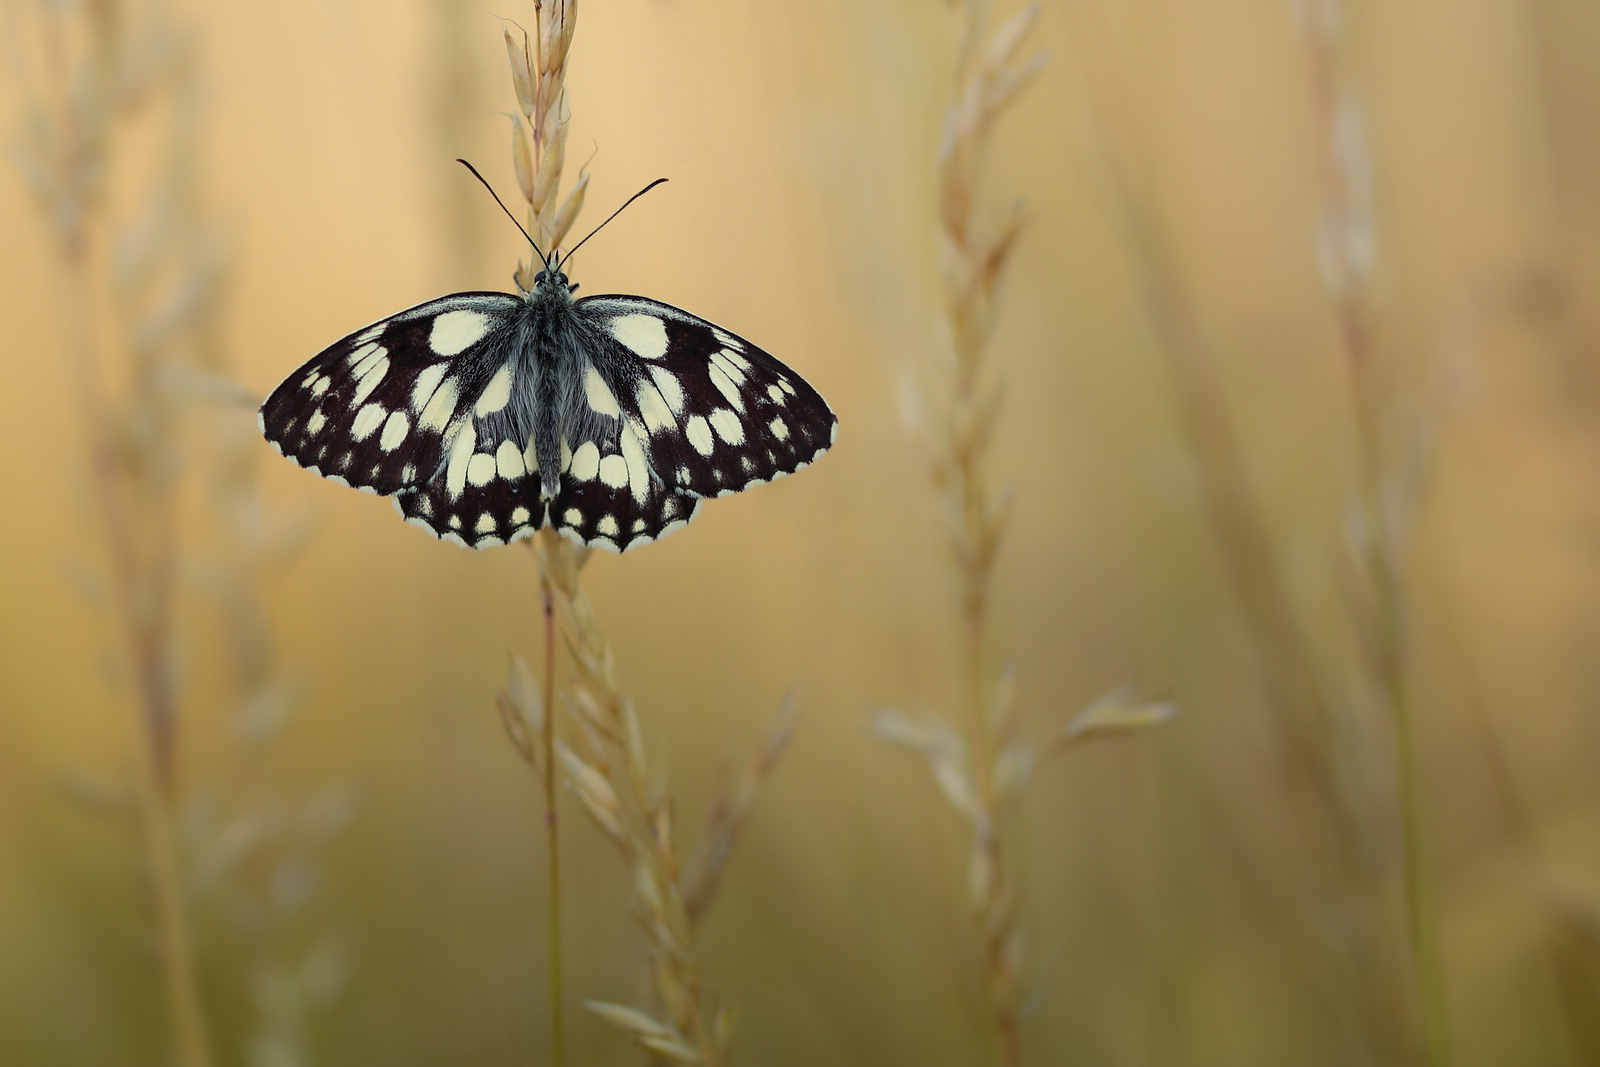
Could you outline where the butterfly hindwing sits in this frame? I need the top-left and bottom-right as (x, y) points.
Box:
(545, 425), (704, 552)
(573, 296), (839, 501)
(393, 419), (547, 548)
(259, 293), (524, 496)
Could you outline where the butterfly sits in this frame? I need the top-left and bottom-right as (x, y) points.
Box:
(257, 171), (837, 553)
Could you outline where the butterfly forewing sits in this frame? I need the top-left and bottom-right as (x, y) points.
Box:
(259, 293), (524, 497)
(575, 296), (838, 501)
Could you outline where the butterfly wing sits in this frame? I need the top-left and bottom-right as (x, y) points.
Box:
(572, 295), (838, 503)
(544, 440), (704, 552)
(259, 293), (553, 547)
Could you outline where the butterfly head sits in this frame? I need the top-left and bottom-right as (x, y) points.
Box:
(529, 250), (578, 301)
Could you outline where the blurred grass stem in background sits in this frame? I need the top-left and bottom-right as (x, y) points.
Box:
(880, 1), (1044, 1062)
(1299, 2), (1452, 1062)
(20, 4), (217, 1066)
(935, 1), (1044, 1061)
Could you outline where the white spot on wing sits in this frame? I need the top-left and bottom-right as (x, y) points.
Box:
(467, 452), (496, 487)
(570, 442), (600, 482)
(598, 454), (628, 488)
(351, 355), (389, 406)
(685, 416), (714, 456)
(707, 363), (743, 410)
(346, 341), (380, 367)
(598, 515), (620, 537)
(420, 376), (460, 431)
(446, 422), (477, 499)
(497, 440), (526, 479)
(648, 365), (685, 415)
(585, 367), (620, 418)
(636, 378), (676, 433)
(712, 328), (741, 351)
(710, 349), (746, 385)
(511, 506), (531, 525)
(351, 403), (386, 441)
(412, 364), (447, 413)
(306, 411), (328, 436)
(769, 416), (789, 441)
(430, 309), (490, 355)
(475, 365), (513, 416)
(709, 408), (745, 446)
(609, 313), (669, 359)
(380, 411), (410, 451)
(620, 421), (650, 504)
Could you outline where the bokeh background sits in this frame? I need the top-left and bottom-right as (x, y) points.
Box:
(6, 1), (1600, 1064)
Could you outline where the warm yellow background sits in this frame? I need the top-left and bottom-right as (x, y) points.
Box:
(5, 1), (1600, 1064)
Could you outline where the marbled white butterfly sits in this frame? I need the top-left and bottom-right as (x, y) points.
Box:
(258, 171), (837, 552)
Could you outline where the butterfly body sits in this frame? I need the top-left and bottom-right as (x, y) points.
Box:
(259, 253), (837, 552)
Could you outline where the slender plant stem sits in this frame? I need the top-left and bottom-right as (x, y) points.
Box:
(63, 236), (214, 1067)
(935, 5), (1042, 1062)
(1354, 365), (1450, 1067)
(1388, 659), (1449, 1067)
(541, 569), (564, 1067)
(1335, 123), (1451, 1061)
(134, 733), (214, 1067)
(965, 584), (1018, 1067)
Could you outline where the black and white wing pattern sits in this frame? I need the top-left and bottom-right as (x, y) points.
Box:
(260, 275), (837, 553)
(572, 296), (838, 502)
(258, 292), (549, 548)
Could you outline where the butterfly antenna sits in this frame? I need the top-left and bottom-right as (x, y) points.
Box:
(456, 158), (545, 262)
(561, 178), (669, 266)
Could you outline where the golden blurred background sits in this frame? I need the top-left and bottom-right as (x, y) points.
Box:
(6, 0), (1600, 1064)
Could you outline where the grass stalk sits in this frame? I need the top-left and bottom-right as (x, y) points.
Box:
(1301, 5), (1452, 1060)
(487, 5), (789, 1061)
(22, 7), (219, 1065)
(934, 2), (1043, 1061)
(133, 729), (214, 1067)
(542, 581), (564, 1066)
(501, 6), (587, 1063)
(1064, 0), (1351, 854)
(533, 536), (733, 1067)
(1065, 1), (1443, 1059)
